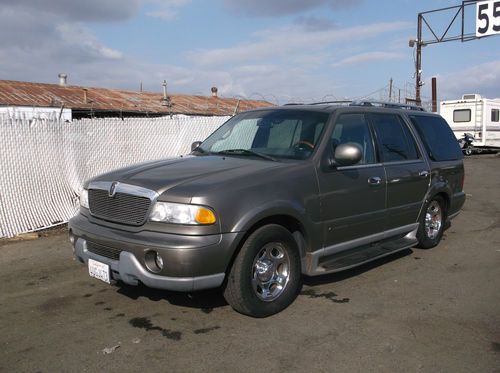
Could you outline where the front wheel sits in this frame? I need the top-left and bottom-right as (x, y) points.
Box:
(416, 196), (446, 249)
(223, 224), (302, 317)
(464, 146), (473, 156)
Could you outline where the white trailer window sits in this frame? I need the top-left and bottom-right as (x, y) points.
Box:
(492, 109), (499, 123)
(453, 109), (471, 123)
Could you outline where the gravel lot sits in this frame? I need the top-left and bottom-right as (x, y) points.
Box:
(1, 155), (499, 373)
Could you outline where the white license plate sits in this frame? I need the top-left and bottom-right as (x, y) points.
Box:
(88, 258), (110, 284)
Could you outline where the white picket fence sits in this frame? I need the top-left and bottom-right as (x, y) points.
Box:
(0, 115), (229, 238)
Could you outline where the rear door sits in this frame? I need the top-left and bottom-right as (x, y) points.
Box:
(369, 112), (429, 232)
(318, 112), (386, 247)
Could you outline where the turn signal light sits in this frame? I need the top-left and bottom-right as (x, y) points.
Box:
(195, 208), (216, 224)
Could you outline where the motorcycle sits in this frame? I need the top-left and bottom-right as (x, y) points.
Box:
(458, 132), (475, 156)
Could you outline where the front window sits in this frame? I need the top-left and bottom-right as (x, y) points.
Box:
(330, 113), (375, 164)
(198, 110), (329, 160)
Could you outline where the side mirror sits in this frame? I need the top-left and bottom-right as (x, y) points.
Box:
(333, 143), (363, 167)
(191, 141), (202, 152)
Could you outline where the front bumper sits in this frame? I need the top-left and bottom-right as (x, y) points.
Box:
(69, 213), (243, 292)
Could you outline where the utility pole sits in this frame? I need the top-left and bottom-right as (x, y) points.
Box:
(415, 14), (423, 106)
(389, 78), (393, 102)
(431, 77), (437, 112)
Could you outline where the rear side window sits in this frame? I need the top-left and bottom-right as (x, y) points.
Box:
(453, 109), (471, 123)
(409, 115), (463, 161)
(370, 113), (419, 162)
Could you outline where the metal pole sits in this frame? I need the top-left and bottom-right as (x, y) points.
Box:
(389, 78), (393, 102)
(416, 14), (423, 106)
(431, 77), (437, 112)
(461, 3), (465, 42)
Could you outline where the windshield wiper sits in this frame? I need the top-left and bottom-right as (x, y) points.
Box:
(216, 149), (277, 162)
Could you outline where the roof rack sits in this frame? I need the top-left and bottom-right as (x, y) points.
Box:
(308, 100), (352, 106)
(284, 100), (352, 106)
(350, 100), (426, 111)
(300, 100), (426, 112)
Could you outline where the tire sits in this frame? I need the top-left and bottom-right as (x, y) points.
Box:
(223, 224), (302, 318)
(464, 146), (473, 156)
(416, 196), (446, 249)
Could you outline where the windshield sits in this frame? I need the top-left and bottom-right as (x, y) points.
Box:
(197, 110), (329, 160)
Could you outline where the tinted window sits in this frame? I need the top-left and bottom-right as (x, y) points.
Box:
(370, 114), (419, 162)
(453, 109), (471, 122)
(331, 113), (375, 164)
(492, 109), (499, 122)
(409, 115), (463, 161)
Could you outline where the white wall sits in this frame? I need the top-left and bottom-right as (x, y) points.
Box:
(0, 106), (72, 121)
(0, 115), (229, 238)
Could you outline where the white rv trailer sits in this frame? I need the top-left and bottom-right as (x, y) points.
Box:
(440, 94), (500, 148)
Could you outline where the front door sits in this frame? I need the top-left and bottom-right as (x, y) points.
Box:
(318, 113), (386, 247)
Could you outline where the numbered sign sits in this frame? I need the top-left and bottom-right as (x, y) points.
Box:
(476, 0), (500, 37)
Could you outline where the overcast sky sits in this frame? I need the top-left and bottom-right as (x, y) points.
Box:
(0, 0), (498, 103)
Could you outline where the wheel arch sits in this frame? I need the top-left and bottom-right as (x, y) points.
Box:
(434, 191), (450, 216)
(224, 214), (310, 277)
(421, 182), (452, 221)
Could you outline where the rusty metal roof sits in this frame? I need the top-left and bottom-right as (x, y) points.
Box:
(0, 80), (274, 116)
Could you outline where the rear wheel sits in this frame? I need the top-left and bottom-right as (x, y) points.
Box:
(223, 224), (302, 317)
(417, 196), (446, 249)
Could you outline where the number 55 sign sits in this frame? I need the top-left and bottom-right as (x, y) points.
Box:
(477, 0), (500, 37)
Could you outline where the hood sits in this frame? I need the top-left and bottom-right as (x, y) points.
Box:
(90, 155), (283, 198)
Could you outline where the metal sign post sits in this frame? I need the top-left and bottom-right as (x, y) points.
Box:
(411, 0), (499, 105)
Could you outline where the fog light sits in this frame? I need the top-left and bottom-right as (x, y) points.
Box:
(155, 252), (164, 270)
(145, 250), (164, 273)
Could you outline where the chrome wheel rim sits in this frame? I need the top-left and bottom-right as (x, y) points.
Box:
(425, 201), (442, 239)
(252, 242), (290, 302)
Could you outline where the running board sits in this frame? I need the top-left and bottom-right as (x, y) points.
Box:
(306, 236), (418, 276)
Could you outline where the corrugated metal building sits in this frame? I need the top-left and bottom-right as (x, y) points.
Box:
(0, 78), (273, 119)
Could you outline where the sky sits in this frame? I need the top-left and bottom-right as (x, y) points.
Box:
(0, 0), (499, 104)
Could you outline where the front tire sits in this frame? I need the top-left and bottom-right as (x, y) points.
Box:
(417, 196), (446, 249)
(223, 224), (302, 317)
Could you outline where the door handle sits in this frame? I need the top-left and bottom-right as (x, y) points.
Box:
(368, 176), (382, 185)
(419, 170), (429, 177)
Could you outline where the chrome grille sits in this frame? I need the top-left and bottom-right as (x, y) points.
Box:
(87, 241), (122, 261)
(88, 189), (151, 226)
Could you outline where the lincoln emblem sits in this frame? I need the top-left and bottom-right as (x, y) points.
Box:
(109, 182), (119, 197)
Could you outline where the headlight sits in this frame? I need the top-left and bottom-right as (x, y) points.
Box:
(149, 202), (216, 225)
(80, 189), (89, 209)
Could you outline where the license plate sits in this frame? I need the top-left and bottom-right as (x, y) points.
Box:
(88, 258), (110, 284)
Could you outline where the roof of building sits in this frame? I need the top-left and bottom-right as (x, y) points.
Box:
(0, 80), (273, 116)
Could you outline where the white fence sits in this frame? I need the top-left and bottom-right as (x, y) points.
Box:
(0, 115), (229, 238)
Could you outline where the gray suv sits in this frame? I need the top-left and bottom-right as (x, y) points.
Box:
(69, 102), (465, 317)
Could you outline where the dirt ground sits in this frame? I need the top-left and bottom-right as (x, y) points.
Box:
(0, 155), (499, 373)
